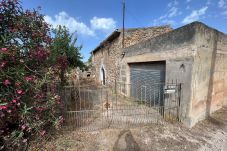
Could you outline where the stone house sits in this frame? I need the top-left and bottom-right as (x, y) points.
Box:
(91, 21), (227, 127)
(91, 26), (172, 86)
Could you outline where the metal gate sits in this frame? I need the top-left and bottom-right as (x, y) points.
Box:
(129, 62), (166, 106)
(62, 81), (182, 131)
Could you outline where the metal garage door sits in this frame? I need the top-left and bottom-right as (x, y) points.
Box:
(129, 62), (166, 106)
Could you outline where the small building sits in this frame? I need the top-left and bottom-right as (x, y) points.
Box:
(91, 26), (172, 86)
(91, 21), (227, 127)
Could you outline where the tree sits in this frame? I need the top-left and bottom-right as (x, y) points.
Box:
(0, 0), (63, 150)
(85, 55), (93, 70)
(50, 25), (85, 85)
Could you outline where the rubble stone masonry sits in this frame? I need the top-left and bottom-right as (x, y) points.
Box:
(92, 26), (172, 87)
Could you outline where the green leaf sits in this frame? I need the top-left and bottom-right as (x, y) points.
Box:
(0, 102), (8, 106)
(18, 132), (24, 138)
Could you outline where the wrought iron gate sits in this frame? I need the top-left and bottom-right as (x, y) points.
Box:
(62, 82), (182, 131)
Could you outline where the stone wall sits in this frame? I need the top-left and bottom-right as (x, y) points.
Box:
(92, 34), (122, 87)
(92, 26), (172, 87)
(121, 22), (227, 127)
(123, 26), (172, 47)
(189, 24), (227, 127)
(122, 22), (199, 127)
(92, 21), (227, 127)
(217, 34), (227, 107)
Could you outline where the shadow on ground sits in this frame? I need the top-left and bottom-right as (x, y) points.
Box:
(29, 107), (227, 151)
(113, 130), (140, 151)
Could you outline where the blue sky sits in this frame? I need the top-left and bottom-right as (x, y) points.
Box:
(21, 0), (227, 62)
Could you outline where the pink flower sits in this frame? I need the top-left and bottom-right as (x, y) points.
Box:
(30, 47), (49, 61)
(25, 76), (33, 81)
(3, 79), (11, 86)
(0, 61), (7, 68)
(33, 94), (42, 99)
(40, 130), (46, 136)
(0, 105), (7, 110)
(12, 99), (17, 103)
(1, 48), (7, 52)
(16, 89), (24, 95)
(21, 125), (26, 130)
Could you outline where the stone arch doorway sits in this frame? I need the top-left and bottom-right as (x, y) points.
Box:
(100, 67), (106, 85)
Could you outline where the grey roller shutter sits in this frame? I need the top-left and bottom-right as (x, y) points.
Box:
(129, 62), (165, 106)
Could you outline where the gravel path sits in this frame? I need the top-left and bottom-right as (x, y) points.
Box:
(198, 124), (227, 151)
(197, 107), (227, 151)
(29, 107), (227, 151)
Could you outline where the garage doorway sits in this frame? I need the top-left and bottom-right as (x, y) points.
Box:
(129, 61), (166, 106)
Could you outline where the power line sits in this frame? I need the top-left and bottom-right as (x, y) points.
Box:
(122, 0), (125, 48)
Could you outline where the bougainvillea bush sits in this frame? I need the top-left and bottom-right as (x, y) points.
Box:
(0, 0), (64, 150)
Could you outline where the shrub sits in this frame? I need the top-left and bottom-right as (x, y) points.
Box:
(50, 25), (85, 86)
(0, 0), (64, 150)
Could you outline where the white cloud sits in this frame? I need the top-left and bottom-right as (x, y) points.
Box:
(44, 11), (95, 36)
(152, 0), (181, 26)
(218, 0), (225, 8)
(168, 7), (182, 17)
(182, 6), (208, 24)
(45, 12), (117, 37)
(168, 0), (179, 7)
(90, 17), (116, 32)
(159, 15), (167, 20)
(167, 1), (181, 18)
(186, 0), (191, 3)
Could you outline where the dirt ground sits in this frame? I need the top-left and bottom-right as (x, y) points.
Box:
(29, 107), (227, 151)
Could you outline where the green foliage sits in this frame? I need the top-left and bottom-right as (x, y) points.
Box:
(50, 25), (85, 69)
(0, 0), (63, 150)
(85, 55), (93, 70)
(50, 25), (86, 85)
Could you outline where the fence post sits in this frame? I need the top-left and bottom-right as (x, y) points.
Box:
(78, 74), (81, 110)
(115, 80), (118, 110)
(115, 79), (117, 94)
(177, 83), (182, 122)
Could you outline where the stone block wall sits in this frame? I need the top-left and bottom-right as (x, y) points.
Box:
(92, 35), (122, 87)
(123, 26), (172, 47)
(93, 21), (227, 127)
(92, 26), (172, 87)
